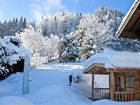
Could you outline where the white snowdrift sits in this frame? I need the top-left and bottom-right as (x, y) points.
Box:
(0, 96), (34, 105)
(92, 99), (140, 105)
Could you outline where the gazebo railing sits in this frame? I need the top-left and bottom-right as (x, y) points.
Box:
(94, 88), (110, 100)
(114, 92), (135, 101)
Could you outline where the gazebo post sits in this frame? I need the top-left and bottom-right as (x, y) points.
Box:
(110, 71), (115, 101)
(91, 74), (94, 100)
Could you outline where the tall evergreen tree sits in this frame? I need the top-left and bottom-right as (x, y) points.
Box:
(59, 33), (79, 62)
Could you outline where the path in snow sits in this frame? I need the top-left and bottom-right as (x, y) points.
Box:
(23, 63), (90, 105)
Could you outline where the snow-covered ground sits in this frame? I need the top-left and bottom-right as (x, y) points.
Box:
(0, 63), (139, 105)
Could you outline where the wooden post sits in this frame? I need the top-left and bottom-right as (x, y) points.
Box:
(91, 74), (94, 100)
(110, 71), (115, 100)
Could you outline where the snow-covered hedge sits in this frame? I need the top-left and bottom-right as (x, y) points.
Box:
(0, 36), (27, 80)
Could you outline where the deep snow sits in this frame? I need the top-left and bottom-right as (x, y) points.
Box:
(0, 96), (33, 105)
(0, 63), (139, 105)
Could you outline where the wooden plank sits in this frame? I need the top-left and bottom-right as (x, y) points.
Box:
(122, 93), (124, 101)
(131, 10), (140, 31)
(119, 93), (121, 101)
(115, 93), (117, 101)
(91, 74), (94, 100)
(109, 69), (140, 73)
(131, 93), (133, 101)
(85, 66), (108, 74)
(124, 74), (126, 93)
(121, 31), (140, 39)
(84, 63), (105, 74)
(125, 10), (140, 31)
(134, 73), (140, 100)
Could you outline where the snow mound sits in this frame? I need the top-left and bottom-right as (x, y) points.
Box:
(0, 96), (34, 105)
(92, 99), (140, 105)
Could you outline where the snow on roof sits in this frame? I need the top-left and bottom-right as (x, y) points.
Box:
(83, 49), (140, 72)
(116, 0), (140, 37)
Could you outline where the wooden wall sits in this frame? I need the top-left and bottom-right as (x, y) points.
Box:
(134, 72), (140, 100)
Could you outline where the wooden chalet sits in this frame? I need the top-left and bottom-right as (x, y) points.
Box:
(81, 50), (140, 101)
(116, 0), (140, 39)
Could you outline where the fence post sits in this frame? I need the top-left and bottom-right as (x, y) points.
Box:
(22, 54), (30, 95)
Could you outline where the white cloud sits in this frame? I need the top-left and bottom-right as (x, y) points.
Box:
(43, 0), (65, 12)
(30, 0), (65, 24)
(30, 3), (43, 24)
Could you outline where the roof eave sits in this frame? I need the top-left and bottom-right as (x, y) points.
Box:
(116, 0), (140, 38)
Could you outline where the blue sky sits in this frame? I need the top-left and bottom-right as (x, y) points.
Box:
(0, 0), (134, 22)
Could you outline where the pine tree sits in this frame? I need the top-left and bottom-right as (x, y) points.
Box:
(73, 7), (124, 59)
(59, 33), (79, 62)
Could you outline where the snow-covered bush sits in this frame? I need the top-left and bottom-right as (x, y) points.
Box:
(0, 36), (26, 80)
(18, 26), (60, 67)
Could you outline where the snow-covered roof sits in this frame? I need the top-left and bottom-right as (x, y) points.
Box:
(83, 49), (140, 72)
(116, 0), (140, 38)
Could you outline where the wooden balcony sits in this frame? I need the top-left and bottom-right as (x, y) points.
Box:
(114, 92), (135, 101)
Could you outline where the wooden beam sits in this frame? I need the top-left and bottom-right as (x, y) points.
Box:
(121, 31), (140, 39)
(84, 63), (105, 73)
(127, 10), (140, 31)
(131, 19), (140, 31)
(124, 74), (126, 92)
(109, 69), (140, 73)
(91, 74), (94, 100)
(110, 71), (115, 100)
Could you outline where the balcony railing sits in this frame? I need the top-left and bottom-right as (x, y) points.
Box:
(114, 92), (135, 101)
(94, 88), (110, 100)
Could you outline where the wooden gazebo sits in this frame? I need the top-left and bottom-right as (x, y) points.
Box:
(82, 51), (140, 101)
(116, 0), (140, 39)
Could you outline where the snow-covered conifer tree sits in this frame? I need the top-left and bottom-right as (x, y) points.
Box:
(74, 7), (123, 59)
(59, 33), (79, 62)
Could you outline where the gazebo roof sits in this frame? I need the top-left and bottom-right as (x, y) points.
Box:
(116, 0), (140, 39)
(83, 49), (140, 73)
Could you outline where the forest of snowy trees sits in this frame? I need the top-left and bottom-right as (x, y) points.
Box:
(0, 7), (140, 67)
(0, 17), (27, 38)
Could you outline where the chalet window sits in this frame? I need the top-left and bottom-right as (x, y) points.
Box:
(126, 76), (134, 88)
